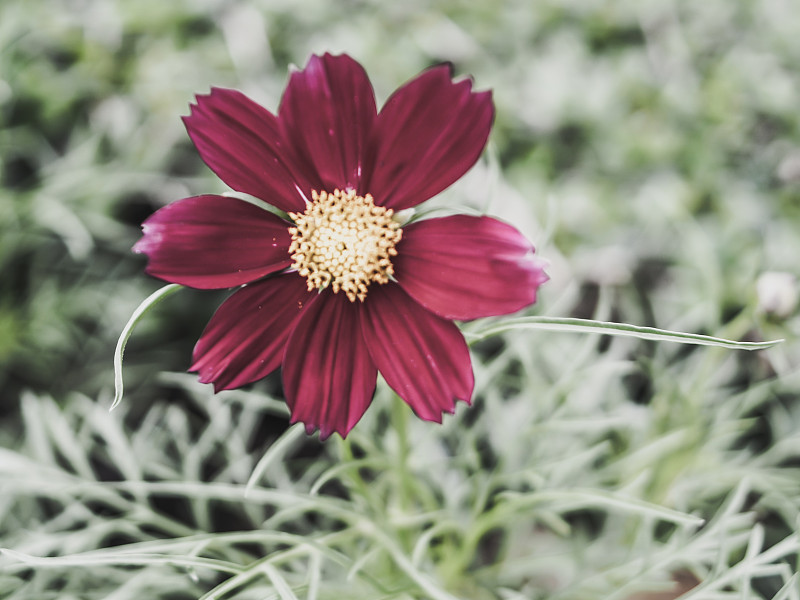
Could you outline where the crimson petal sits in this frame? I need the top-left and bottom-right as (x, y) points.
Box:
(394, 215), (548, 320)
(360, 284), (473, 422)
(282, 291), (378, 439)
(190, 274), (314, 390)
(133, 195), (293, 289)
(363, 64), (494, 210)
(183, 88), (309, 213)
(279, 53), (377, 194)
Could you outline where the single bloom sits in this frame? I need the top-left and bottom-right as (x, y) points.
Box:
(134, 53), (548, 439)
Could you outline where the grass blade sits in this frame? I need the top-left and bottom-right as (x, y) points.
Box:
(112, 284), (182, 410)
(466, 316), (783, 350)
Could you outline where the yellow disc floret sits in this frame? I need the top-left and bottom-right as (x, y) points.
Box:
(288, 189), (403, 302)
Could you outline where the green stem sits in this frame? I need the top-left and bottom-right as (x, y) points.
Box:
(392, 394), (413, 512)
(112, 283), (182, 410)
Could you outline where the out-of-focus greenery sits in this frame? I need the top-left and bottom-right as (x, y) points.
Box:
(2, 0), (800, 598)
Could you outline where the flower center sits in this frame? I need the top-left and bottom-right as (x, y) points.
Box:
(288, 189), (403, 302)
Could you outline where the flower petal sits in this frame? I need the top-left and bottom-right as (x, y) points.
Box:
(393, 215), (548, 320)
(282, 291), (378, 439)
(279, 53), (377, 194)
(183, 88), (308, 213)
(360, 284), (473, 422)
(133, 195), (293, 289)
(190, 274), (314, 391)
(363, 64), (494, 210)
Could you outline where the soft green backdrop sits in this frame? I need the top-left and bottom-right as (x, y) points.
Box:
(2, 1), (799, 598)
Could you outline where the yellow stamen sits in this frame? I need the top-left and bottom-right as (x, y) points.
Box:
(288, 189), (403, 302)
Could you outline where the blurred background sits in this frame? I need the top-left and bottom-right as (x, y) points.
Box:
(3, 0), (800, 406)
(2, 0), (800, 598)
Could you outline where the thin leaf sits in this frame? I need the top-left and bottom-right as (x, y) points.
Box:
(245, 424), (306, 498)
(260, 563), (300, 600)
(498, 488), (706, 528)
(0, 548), (242, 575)
(112, 284), (182, 410)
(466, 316), (783, 350)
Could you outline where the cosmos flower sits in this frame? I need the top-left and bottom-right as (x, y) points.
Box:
(134, 53), (548, 439)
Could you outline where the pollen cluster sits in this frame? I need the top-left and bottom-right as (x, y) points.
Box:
(288, 189), (403, 302)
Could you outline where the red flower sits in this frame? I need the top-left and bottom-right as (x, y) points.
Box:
(134, 53), (548, 439)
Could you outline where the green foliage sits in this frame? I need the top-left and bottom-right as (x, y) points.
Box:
(2, 0), (800, 598)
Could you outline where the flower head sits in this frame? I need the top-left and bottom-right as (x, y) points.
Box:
(134, 53), (548, 439)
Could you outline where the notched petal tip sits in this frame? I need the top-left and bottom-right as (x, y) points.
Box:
(364, 62), (495, 210)
(131, 225), (159, 256)
(289, 410), (356, 441)
(283, 293), (378, 442)
(527, 254), (551, 285)
(189, 275), (314, 390)
(194, 371), (231, 394)
(427, 61), (455, 75)
(182, 87), (229, 123)
(361, 284), (474, 423)
(181, 87), (307, 213)
(134, 195), (293, 289)
(278, 52), (377, 194)
(394, 215), (547, 320)
(294, 418), (339, 441)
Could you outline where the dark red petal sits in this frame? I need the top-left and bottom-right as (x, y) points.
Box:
(360, 284), (473, 422)
(282, 291), (377, 439)
(278, 53), (377, 193)
(362, 64), (494, 210)
(394, 215), (548, 320)
(133, 195), (293, 289)
(190, 274), (314, 390)
(183, 88), (309, 213)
